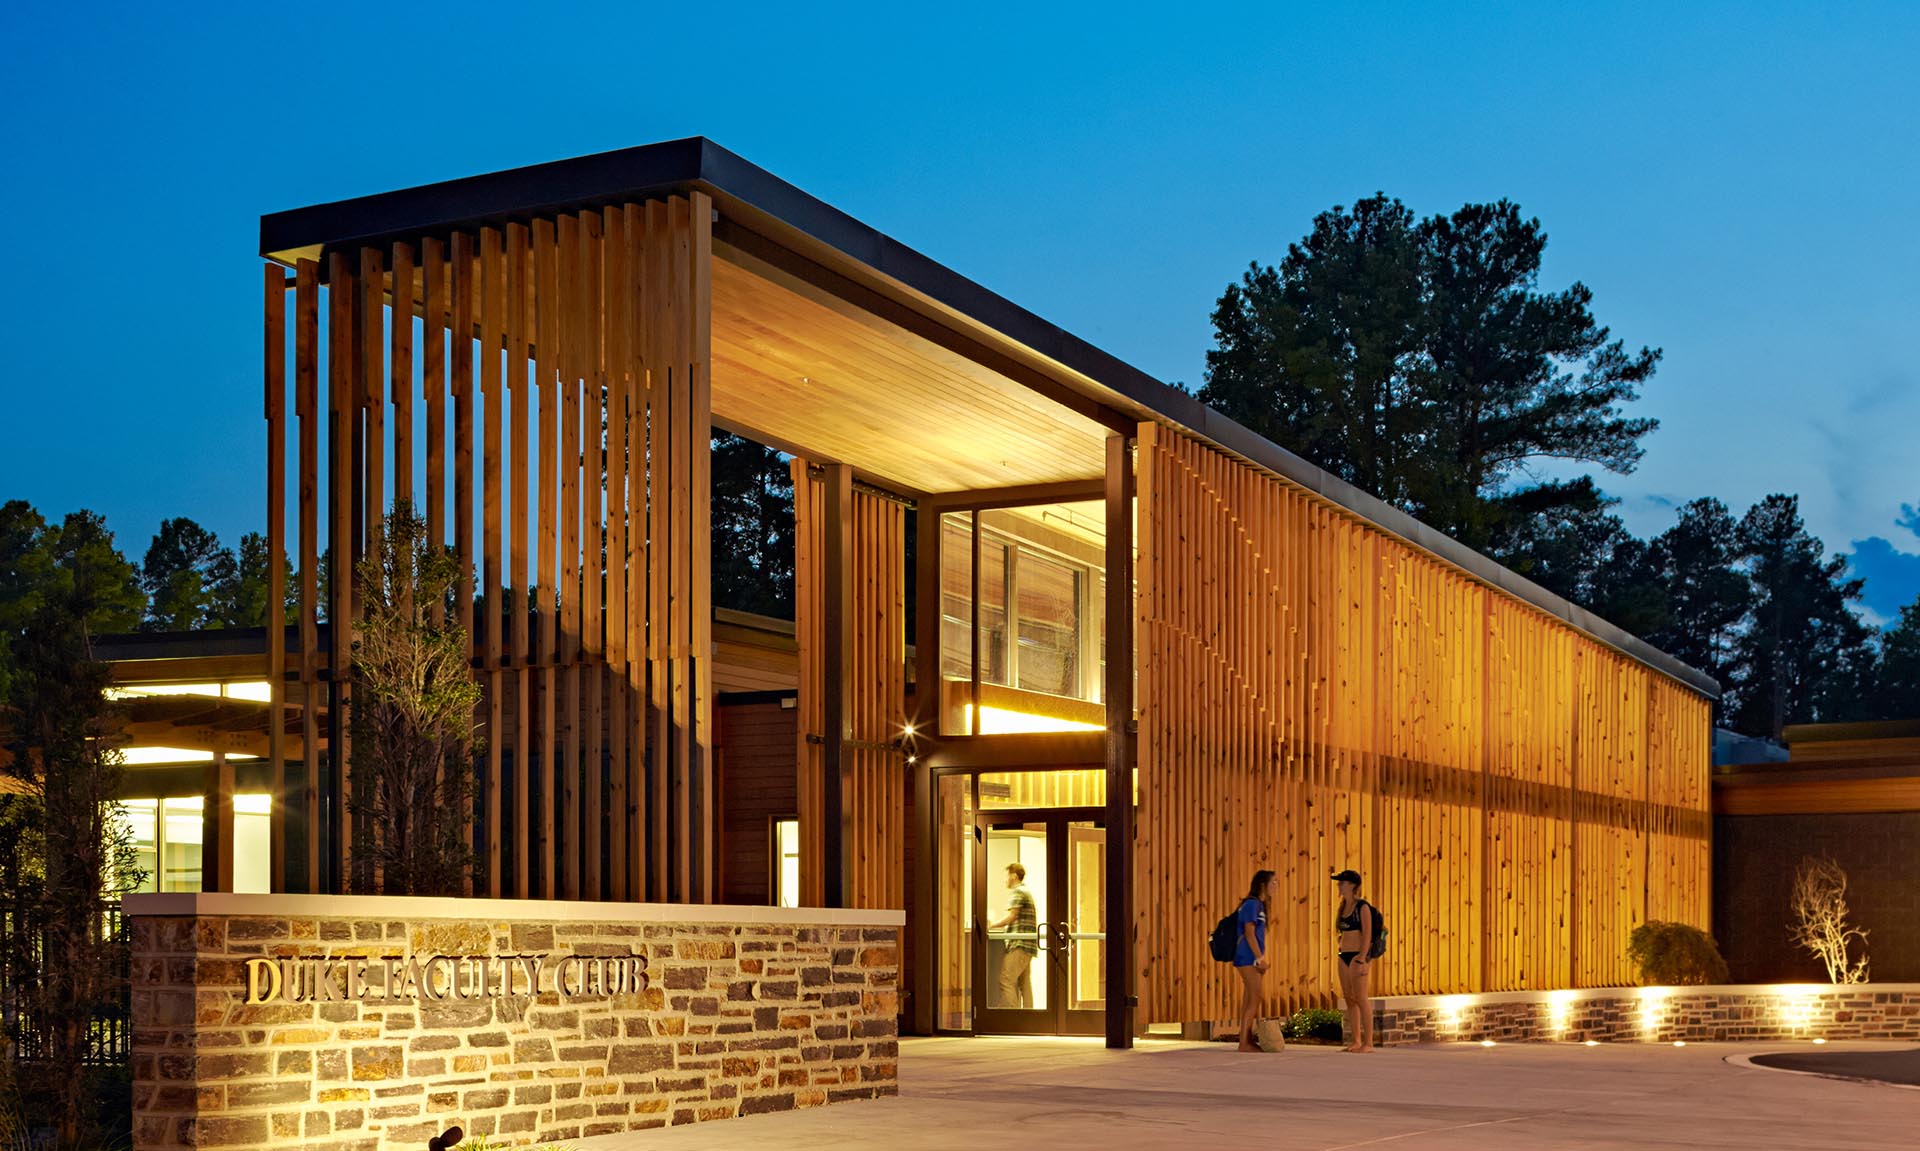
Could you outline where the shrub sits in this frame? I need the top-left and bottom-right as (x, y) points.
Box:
(1627, 920), (1728, 986)
(1282, 1007), (1346, 1042)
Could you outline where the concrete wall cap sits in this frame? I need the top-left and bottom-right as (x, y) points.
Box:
(122, 891), (905, 927)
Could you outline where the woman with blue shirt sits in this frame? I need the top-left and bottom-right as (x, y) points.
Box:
(1234, 868), (1278, 1051)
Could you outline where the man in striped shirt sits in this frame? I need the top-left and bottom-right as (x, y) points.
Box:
(989, 862), (1038, 1009)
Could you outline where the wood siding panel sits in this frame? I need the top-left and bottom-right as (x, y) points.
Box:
(1133, 427), (1710, 1024)
(791, 463), (908, 910)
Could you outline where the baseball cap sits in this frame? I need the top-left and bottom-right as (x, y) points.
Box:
(1331, 869), (1362, 885)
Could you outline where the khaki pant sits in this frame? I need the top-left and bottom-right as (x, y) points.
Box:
(998, 948), (1034, 1009)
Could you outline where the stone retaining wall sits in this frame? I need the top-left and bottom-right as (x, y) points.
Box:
(1368, 983), (1920, 1045)
(126, 894), (901, 1151)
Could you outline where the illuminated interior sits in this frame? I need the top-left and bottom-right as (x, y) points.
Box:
(116, 794), (272, 894)
(939, 503), (1107, 735)
(106, 680), (273, 703)
(121, 747), (260, 766)
(773, 818), (801, 909)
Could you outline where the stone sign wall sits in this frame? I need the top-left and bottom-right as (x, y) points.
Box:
(126, 893), (902, 1151)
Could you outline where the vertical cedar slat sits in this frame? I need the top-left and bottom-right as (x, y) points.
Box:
(535, 216), (560, 899)
(480, 225), (505, 898)
(326, 250), (355, 892)
(604, 204), (630, 901)
(422, 238), (448, 622)
(646, 199), (669, 901)
(451, 231), (476, 894)
(264, 265), (287, 892)
(391, 242), (415, 541)
(623, 201), (646, 903)
(559, 210), (582, 900)
(359, 243), (385, 908)
(668, 195), (693, 902)
(361, 246), (386, 566)
(688, 191), (715, 902)
(582, 209), (607, 901)
(507, 221), (531, 898)
(295, 260), (319, 893)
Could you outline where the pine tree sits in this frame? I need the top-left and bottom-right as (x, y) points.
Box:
(1731, 495), (1870, 738)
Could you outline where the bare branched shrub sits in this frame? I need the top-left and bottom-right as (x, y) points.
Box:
(350, 503), (481, 895)
(1789, 854), (1869, 984)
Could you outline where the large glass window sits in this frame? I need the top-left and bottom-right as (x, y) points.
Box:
(938, 502), (1107, 734)
(115, 793), (271, 894)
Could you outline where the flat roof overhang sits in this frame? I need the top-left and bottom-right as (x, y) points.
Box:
(260, 137), (1720, 700)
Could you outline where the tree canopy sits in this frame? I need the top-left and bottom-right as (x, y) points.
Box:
(1199, 194), (1660, 549)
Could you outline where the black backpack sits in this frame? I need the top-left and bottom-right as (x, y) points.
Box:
(1361, 900), (1388, 959)
(1209, 908), (1242, 963)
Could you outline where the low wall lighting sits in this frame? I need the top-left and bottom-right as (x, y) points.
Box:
(1672, 1040), (1686, 1047)
(1583, 1040), (1599, 1047)
(1812, 1037), (1827, 1045)
(1479, 1039), (1496, 1048)
(1437, 994), (1474, 1030)
(1637, 987), (1669, 1039)
(1546, 988), (1578, 1035)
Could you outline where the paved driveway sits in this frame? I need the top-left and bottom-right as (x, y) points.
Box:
(580, 1036), (1920, 1149)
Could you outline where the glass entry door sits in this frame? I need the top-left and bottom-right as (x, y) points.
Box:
(974, 808), (1106, 1035)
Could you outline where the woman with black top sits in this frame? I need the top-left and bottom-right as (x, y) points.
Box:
(1233, 869), (1277, 1051)
(1333, 869), (1375, 1053)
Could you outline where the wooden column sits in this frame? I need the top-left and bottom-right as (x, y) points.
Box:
(1104, 432), (1135, 1048)
(201, 750), (235, 893)
(820, 463), (854, 909)
(326, 249), (356, 893)
(909, 496), (940, 1035)
(264, 265), (287, 893)
(294, 259), (320, 893)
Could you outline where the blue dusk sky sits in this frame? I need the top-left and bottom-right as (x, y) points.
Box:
(1, 3), (1915, 621)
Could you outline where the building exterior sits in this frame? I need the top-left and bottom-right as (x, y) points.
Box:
(218, 137), (1715, 1048)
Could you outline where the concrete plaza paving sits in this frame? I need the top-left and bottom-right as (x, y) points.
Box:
(580, 1035), (1920, 1150)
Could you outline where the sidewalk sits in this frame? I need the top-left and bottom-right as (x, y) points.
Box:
(576, 1035), (1920, 1149)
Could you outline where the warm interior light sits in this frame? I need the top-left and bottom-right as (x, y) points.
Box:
(121, 747), (260, 766)
(964, 704), (1102, 735)
(107, 680), (272, 703)
(902, 722), (916, 737)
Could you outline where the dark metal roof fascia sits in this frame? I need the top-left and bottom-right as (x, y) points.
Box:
(256, 137), (1719, 700)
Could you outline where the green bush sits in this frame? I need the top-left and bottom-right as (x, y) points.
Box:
(1627, 920), (1729, 986)
(1282, 1007), (1346, 1042)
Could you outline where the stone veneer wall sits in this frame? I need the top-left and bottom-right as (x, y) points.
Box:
(1368, 984), (1920, 1046)
(127, 894), (901, 1151)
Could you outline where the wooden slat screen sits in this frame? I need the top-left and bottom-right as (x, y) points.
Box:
(791, 462), (909, 909)
(1133, 425), (1712, 1024)
(263, 192), (715, 900)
